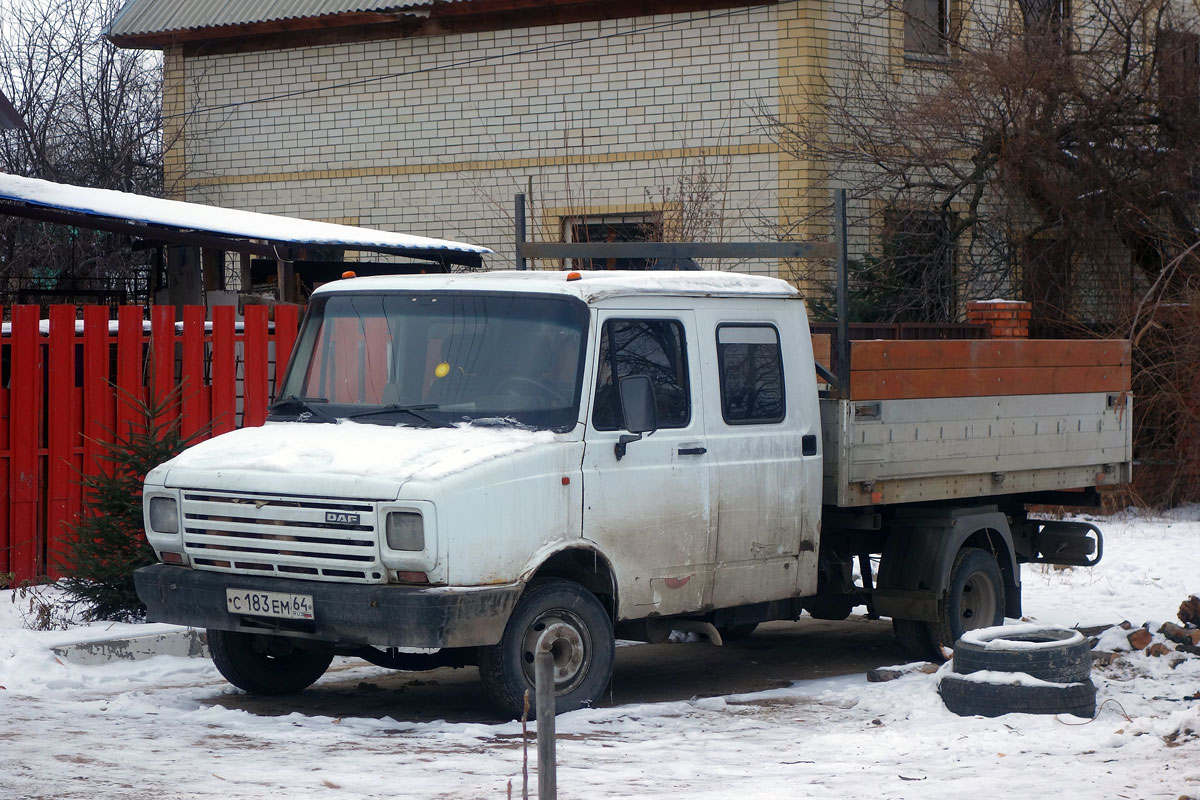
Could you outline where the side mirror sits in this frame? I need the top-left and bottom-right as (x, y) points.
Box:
(619, 375), (658, 433)
(615, 375), (658, 461)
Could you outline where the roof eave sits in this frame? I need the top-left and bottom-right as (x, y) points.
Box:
(104, 0), (771, 50)
(105, 9), (428, 49)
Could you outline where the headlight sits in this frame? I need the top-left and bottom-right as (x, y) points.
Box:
(148, 496), (179, 534)
(386, 511), (424, 551)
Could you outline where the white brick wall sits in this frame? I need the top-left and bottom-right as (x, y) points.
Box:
(179, 7), (785, 275)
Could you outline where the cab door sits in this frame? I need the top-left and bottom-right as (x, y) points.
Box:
(700, 314), (822, 609)
(581, 311), (713, 618)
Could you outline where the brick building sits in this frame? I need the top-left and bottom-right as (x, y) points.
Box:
(104, 0), (896, 286)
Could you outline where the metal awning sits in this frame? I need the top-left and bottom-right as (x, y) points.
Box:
(0, 173), (490, 268)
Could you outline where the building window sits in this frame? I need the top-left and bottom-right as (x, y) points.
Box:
(880, 207), (958, 323)
(904, 0), (950, 56)
(1019, 0), (1071, 42)
(1021, 236), (1073, 332)
(1049, 0), (1070, 30)
(1158, 29), (1200, 143)
(717, 325), (786, 425)
(592, 318), (690, 431)
(562, 213), (661, 270)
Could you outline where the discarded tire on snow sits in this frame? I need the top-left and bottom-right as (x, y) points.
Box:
(939, 624), (1096, 718)
(952, 624), (1092, 684)
(938, 673), (1097, 718)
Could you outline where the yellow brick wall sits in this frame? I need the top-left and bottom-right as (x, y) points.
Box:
(170, 8), (790, 274)
(162, 45), (187, 200)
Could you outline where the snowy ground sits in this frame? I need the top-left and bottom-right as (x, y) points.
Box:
(2, 508), (1198, 800)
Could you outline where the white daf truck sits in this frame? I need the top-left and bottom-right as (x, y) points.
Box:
(135, 270), (1131, 717)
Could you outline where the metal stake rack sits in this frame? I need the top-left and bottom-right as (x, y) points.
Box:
(512, 189), (851, 396)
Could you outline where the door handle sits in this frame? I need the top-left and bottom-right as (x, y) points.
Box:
(677, 446), (707, 456)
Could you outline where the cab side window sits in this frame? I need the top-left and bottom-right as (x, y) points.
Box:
(717, 324), (785, 424)
(592, 319), (690, 430)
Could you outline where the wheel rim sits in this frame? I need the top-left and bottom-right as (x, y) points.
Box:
(959, 570), (999, 631)
(520, 609), (591, 695)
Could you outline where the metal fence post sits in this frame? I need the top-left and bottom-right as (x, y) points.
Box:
(535, 650), (556, 800)
(515, 193), (527, 271)
(834, 188), (850, 397)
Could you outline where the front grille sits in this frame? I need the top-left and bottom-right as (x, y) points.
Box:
(180, 491), (384, 584)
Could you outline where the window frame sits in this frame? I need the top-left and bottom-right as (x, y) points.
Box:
(903, 0), (951, 57)
(1158, 27), (1200, 142)
(561, 212), (662, 271)
(715, 322), (787, 426)
(590, 316), (692, 432)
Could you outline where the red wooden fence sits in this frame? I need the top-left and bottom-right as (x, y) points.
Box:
(0, 304), (301, 583)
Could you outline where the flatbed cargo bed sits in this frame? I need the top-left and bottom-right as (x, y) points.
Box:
(819, 339), (1132, 507)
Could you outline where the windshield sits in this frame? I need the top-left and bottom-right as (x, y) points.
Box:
(275, 291), (590, 431)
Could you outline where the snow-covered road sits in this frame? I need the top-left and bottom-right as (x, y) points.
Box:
(2, 508), (1198, 800)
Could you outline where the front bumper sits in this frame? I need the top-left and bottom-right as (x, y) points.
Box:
(134, 564), (522, 649)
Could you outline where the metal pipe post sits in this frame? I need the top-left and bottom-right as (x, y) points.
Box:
(834, 188), (850, 397)
(535, 650), (556, 800)
(515, 193), (527, 271)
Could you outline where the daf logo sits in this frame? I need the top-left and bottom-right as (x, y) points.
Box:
(325, 511), (361, 525)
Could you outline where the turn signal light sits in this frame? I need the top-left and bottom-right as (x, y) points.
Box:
(395, 571), (429, 584)
(160, 551), (185, 565)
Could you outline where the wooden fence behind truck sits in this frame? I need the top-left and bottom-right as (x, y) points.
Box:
(0, 304), (300, 584)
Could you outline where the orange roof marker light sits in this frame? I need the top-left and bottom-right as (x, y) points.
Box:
(341, 270), (357, 279)
(566, 272), (582, 281)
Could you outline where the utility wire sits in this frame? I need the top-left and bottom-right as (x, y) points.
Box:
(168, 4), (772, 119)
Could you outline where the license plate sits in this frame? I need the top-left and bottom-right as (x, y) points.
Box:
(225, 588), (314, 620)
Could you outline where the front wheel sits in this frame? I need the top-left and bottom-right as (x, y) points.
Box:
(207, 629), (334, 694)
(893, 547), (1005, 661)
(478, 578), (614, 719)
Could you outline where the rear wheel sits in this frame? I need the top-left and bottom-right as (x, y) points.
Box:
(893, 618), (941, 661)
(207, 629), (334, 694)
(894, 547), (1005, 661)
(478, 578), (614, 719)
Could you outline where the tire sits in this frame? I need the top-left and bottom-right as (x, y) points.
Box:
(893, 547), (1006, 662)
(952, 625), (1092, 683)
(478, 578), (614, 719)
(893, 618), (942, 661)
(936, 547), (1006, 648)
(939, 673), (1097, 718)
(207, 629), (334, 695)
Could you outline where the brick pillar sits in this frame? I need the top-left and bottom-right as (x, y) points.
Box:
(966, 300), (1032, 338)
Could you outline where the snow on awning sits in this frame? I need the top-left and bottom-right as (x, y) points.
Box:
(0, 173), (491, 268)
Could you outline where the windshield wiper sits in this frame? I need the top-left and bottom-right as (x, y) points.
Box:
(345, 403), (452, 428)
(267, 395), (337, 423)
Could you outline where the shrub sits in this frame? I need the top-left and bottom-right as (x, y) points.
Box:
(60, 389), (201, 621)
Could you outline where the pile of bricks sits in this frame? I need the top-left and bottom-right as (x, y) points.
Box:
(1090, 596), (1200, 668)
(966, 300), (1032, 338)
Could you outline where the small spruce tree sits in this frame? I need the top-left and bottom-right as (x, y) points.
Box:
(61, 388), (202, 621)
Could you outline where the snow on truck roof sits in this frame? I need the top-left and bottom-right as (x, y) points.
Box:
(312, 269), (800, 302)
